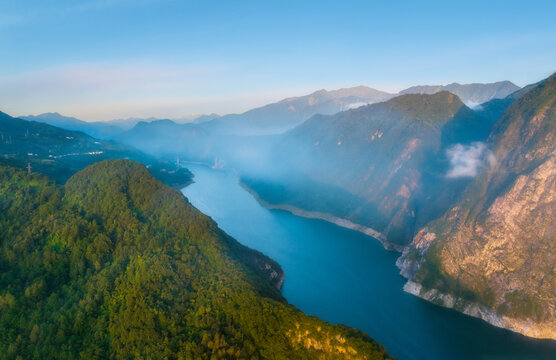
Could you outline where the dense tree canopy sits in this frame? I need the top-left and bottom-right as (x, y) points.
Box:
(0, 160), (389, 359)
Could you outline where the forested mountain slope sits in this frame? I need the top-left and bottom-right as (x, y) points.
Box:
(0, 159), (389, 359)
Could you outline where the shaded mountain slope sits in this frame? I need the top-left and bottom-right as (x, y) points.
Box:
(243, 91), (508, 246)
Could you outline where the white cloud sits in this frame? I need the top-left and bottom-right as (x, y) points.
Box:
(446, 142), (494, 178)
(465, 101), (483, 110)
(344, 102), (368, 110)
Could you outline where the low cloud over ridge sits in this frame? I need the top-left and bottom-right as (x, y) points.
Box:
(446, 142), (494, 178)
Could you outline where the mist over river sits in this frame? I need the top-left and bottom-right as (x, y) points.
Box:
(182, 164), (556, 360)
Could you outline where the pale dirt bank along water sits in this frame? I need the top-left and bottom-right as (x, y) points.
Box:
(182, 164), (556, 360)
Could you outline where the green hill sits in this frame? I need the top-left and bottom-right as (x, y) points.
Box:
(0, 159), (389, 359)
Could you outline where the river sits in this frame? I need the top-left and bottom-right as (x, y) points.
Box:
(182, 164), (556, 360)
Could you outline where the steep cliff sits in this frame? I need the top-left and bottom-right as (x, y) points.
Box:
(397, 73), (556, 339)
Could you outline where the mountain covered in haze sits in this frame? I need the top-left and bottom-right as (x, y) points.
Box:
(112, 86), (397, 162)
(202, 86), (395, 135)
(21, 112), (125, 139)
(24, 81), (519, 140)
(400, 81), (520, 105)
(115, 119), (216, 162)
(174, 113), (221, 124)
(0, 159), (389, 359)
(21, 113), (222, 139)
(397, 73), (556, 340)
(243, 73), (556, 339)
(0, 111), (192, 186)
(107, 81), (525, 249)
(116, 118), (281, 172)
(242, 91), (515, 247)
(103, 82), (521, 173)
(200, 81), (519, 136)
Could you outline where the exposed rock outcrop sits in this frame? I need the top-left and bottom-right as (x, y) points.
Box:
(398, 73), (556, 340)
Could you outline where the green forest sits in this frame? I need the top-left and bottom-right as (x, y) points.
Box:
(0, 159), (389, 360)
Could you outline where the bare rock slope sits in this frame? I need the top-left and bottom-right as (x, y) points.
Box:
(398, 73), (556, 339)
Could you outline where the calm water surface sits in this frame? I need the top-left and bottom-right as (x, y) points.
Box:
(182, 164), (556, 360)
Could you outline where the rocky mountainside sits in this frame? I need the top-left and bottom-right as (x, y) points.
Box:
(243, 91), (513, 246)
(202, 86), (394, 135)
(397, 73), (556, 339)
(400, 81), (520, 105)
(0, 159), (390, 359)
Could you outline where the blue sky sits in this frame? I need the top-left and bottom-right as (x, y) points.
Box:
(1, 0), (555, 120)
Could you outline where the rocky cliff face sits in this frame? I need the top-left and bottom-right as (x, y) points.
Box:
(398, 73), (556, 340)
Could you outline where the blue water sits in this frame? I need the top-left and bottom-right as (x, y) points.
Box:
(182, 164), (556, 360)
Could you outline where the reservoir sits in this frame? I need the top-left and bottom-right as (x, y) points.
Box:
(182, 164), (556, 360)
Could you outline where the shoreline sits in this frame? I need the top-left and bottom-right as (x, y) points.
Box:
(240, 181), (404, 252)
(242, 178), (555, 340)
(400, 280), (556, 341)
(396, 250), (556, 341)
(186, 165), (555, 342)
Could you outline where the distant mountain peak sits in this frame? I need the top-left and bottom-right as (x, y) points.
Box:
(20, 112), (125, 139)
(144, 119), (176, 126)
(205, 85), (396, 135)
(400, 81), (520, 104)
(41, 111), (62, 117)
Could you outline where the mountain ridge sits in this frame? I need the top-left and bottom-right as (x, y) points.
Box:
(21, 112), (125, 139)
(396, 72), (556, 339)
(0, 111), (193, 187)
(21, 80), (520, 139)
(400, 80), (520, 104)
(201, 86), (395, 135)
(241, 91), (506, 246)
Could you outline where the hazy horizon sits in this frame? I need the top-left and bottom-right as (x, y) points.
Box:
(8, 79), (540, 123)
(1, 0), (555, 121)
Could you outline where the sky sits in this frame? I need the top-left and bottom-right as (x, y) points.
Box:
(1, 0), (555, 121)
